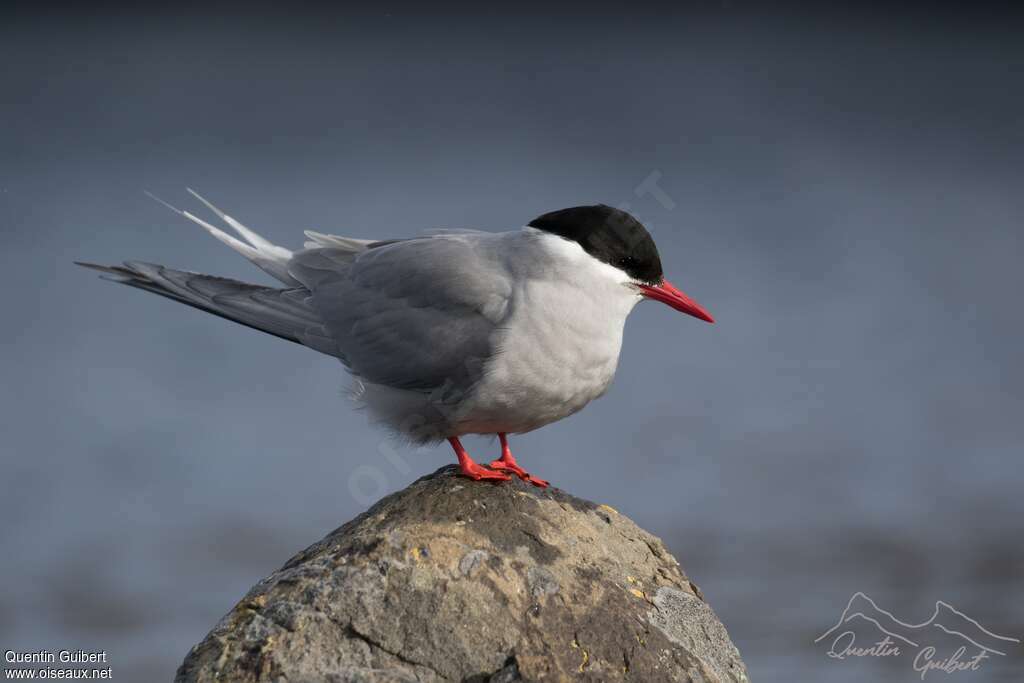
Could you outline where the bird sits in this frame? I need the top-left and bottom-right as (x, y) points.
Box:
(78, 191), (713, 488)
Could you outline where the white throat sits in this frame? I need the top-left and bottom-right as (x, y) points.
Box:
(452, 229), (642, 435)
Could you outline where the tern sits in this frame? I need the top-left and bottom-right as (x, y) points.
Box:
(78, 193), (713, 487)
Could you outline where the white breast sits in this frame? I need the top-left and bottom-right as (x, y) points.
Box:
(453, 231), (641, 435)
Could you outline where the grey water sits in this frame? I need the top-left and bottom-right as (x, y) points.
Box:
(2, 6), (1021, 680)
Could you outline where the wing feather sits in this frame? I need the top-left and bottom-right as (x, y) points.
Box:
(77, 261), (339, 356)
(288, 234), (511, 392)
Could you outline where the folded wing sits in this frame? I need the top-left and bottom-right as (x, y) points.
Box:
(81, 192), (515, 395)
(289, 235), (513, 393)
(76, 260), (340, 357)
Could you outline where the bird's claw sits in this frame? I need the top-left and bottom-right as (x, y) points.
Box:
(459, 462), (512, 482)
(489, 459), (549, 488)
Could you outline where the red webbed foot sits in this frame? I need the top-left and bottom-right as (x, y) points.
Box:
(460, 459), (512, 482)
(490, 433), (549, 488)
(449, 436), (511, 483)
(488, 458), (549, 488)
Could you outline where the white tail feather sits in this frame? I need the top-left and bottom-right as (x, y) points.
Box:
(303, 230), (375, 251)
(146, 190), (299, 286)
(186, 188), (293, 260)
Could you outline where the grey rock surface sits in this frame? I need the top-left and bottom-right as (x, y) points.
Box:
(176, 466), (749, 683)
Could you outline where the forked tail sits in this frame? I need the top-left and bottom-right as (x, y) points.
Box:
(76, 191), (340, 357)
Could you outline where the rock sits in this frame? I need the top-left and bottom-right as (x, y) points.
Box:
(175, 466), (749, 683)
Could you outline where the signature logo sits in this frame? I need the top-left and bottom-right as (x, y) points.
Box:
(815, 592), (1020, 679)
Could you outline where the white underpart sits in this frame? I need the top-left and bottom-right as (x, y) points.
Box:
(141, 197), (645, 442)
(359, 230), (643, 438)
(459, 231), (641, 433)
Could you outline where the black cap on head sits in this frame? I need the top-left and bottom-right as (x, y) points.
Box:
(528, 205), (664, 284)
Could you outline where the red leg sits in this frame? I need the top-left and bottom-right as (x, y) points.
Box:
(489, 433), (549, 488)
(449, 436), (510, 482)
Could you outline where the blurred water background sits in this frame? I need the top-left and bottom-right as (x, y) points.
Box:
(2, 5), (1021, 681)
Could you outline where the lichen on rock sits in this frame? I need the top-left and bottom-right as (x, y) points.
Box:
(176, 465), (748, 682)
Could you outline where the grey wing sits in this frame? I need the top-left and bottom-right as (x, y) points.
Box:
(288, 235), (512, 393)
(77, 261), (340, 357)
